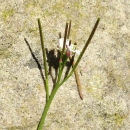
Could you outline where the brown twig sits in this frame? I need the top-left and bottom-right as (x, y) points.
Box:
(72, 61), (83, 100)
(67, 20), (71, 39)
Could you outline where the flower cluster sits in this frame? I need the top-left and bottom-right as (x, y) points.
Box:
(57, 38), (80, 57)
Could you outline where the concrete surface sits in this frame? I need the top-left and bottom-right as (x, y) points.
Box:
(0, 0), (130, 130)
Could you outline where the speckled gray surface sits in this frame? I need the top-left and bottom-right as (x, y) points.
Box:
(0, 0), (130, 130)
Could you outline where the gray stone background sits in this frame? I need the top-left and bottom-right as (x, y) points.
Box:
(0, 0), (130, 130)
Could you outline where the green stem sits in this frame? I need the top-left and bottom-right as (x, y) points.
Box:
(57, 22), (68, 83)
(61, 55), (68, 71)
(37, 57), (68, 130)
(37, 80), (61, 130)
(60, 23), (68, 61)
(38, 18), (49, 101)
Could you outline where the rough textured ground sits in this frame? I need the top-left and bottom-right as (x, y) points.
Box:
(0, 0), (130, 130)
